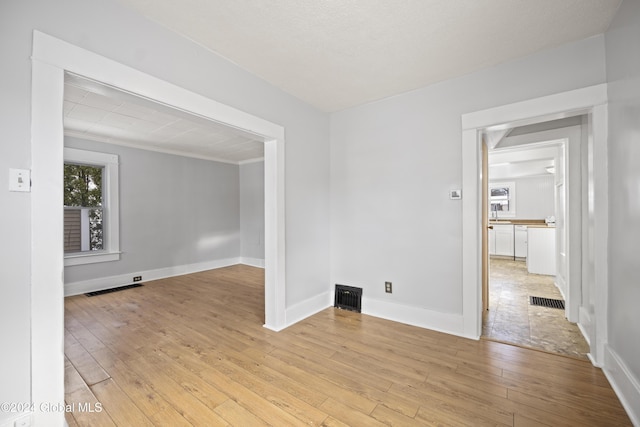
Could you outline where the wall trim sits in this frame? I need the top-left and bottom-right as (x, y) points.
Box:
(578, 307), (593, 343)
(603, 345), (640, 426)
(240, 257), (266, 268)
(64, 257), (242, 296)
(0, 414), (32, 427)
(362, 297), (468, 339)
(273, 291), (332, 332)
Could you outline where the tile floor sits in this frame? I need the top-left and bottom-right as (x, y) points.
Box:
(482, 257), (590, 360)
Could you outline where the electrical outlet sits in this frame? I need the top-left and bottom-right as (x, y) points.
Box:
(14, 413), (32, 427)
(385, 281), (392, 293)
(133, 276), (142, 282)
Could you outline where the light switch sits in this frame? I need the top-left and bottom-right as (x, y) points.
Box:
(9, 168), (31, 192)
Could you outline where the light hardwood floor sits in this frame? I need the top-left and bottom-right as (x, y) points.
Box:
(64, 265), (631, 426)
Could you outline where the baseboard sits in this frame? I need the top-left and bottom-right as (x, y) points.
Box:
(282, 291), (332, 329)
(554, 279), (567, 300)
(64, 257), (241, 296)
(276, 293), (468, 339)
(361, 296), (466, 338)
(239, 257), (265, 268)
(578, 306), (593, 346)
(603, 345), (640, 426)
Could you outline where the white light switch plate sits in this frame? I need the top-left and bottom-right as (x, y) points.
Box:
(9, 168), (31, 192)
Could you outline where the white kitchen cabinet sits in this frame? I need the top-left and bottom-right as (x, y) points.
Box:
(527, 226), (555, 275)
(515, 225), (527, 258)
(494, 224), (514, 257)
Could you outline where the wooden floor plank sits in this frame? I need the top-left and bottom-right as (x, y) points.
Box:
(319, 398), (387, 427)
(64, 264), (632, 426)
(64, 330), (111, 386)
(213, 399), (268, 427)
(65, 385), (116, 427)
(90, 378), (154, 427)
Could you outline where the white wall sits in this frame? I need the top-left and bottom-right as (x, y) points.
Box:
(490, 175), (555, 220)
(604, 0), (640, 422)
(0, 0), (329, 423)
(240, 161), (265, 266)
(330, 35), (607, 333)
(64, 137), (244, 286)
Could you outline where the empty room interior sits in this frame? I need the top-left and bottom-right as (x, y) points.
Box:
(2, 1), (640, 426)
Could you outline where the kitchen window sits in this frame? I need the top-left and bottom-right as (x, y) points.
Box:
(489, 181), (516, 218)
(64, 147), (120, 266)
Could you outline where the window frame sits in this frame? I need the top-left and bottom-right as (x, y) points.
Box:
(488, 181), (516, 218)
(64, 147), (120, 266)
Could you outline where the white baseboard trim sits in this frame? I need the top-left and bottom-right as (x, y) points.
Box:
(554, 279), (567, 300)
(239, 257), (265, 268)
(603, 345), (640, 426)
(362, 296), (466, 338)
(64, 257), (241, 296)
(275, 292), (468, 339)
(282, 291), (333, 330)
(578, 306), (593, 345)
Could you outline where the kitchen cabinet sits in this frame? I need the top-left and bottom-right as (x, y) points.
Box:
(488, 223), (514, 257)
(527, 226), (555, 275)
(515, 225), (527, 258)
(493, 224), (514, 257)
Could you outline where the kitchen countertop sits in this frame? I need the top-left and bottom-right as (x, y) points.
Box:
(489, 219), (554, 227)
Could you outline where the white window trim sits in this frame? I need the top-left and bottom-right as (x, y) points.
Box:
(64, 147), (120, 266)
(489, 181), (516, 218)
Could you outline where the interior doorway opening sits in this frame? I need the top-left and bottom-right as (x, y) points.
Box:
(480, 117), (590, 359)
(31, 31), (286, 425)
(461, 84), (609, 369)
(480, 125), (590, 358)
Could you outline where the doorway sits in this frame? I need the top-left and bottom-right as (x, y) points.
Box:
(31, 31), (286, 425)
(461, 83), (609, 368)
(481, 128), (589, 359)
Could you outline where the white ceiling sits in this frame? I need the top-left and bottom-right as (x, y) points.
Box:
(488, 116), (586, 179)
(64, 74), (264, 164)
(67, 1), (621, 162)
(489, 145), (556, 180)
(117, 0), (621, 112)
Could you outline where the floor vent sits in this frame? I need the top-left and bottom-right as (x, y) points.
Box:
(86, 283), (143, 297)
(334, 284), (362, 313)
(530, 296), (565, 309)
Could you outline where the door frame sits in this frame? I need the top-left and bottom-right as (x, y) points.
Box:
(461, 84), (609, 366)
(30, 31), (286, 425)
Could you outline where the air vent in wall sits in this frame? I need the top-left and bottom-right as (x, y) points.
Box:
(334, 284), (362, 313)
(86, 283), (143, 297)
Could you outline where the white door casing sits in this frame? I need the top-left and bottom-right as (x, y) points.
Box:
(31, 31), (287, 425)
(461, 84), (608, 367)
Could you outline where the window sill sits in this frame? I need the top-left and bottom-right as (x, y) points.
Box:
(64, 251), (121, 267)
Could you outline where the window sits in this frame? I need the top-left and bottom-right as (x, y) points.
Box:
(489, 181), (516, 218)
(64, 148), (120, 266)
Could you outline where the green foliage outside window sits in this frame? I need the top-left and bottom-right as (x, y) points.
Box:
(64, 164), (104, 251)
